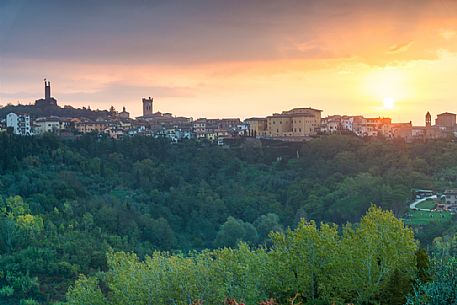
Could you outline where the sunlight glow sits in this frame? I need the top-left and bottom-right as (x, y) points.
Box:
(383, 97), (395, 109)
(361, 66), (413, 114)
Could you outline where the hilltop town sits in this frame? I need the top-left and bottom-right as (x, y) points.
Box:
(1, 80), (456, 143)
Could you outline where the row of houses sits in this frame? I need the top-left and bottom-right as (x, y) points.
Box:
(0, 91), (245, 142)
(3, 81), (457, 143)
(0, 112), (248, 144)
(3, 81), (456, 143)
(3, 109), (457, 143)
(318, 112), (457, 141)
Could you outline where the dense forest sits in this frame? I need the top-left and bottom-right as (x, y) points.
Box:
(0, 133), (456, 304)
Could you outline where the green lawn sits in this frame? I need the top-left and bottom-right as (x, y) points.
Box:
(415, 199), (437, 210)
(403, 210), (453, 226)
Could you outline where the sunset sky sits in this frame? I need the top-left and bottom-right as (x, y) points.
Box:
(1, 0), (457, 124)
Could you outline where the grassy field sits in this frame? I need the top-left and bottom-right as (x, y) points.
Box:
(403, 210), (453, 226)
(415, 199), (437, 210)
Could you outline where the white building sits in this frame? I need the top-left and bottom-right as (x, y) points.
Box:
(155, 127), (193, 142)
(34, 117), (61, 134)
(236, 123), (249, 136)
(341, 116), (354, 131)
(321, 115), (355, 134)
(6, 113), (32, 135)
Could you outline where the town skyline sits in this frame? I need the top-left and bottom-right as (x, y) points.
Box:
(0, 78), (455, 125)
(2, 0), (457, 124)
(2, 79), (456, 144)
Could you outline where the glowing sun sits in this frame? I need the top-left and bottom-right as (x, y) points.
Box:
(383, 97), (396, 109)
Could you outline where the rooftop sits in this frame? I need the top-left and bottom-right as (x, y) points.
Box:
(437, 112), (456, 116)
(287, 107), (323, 112)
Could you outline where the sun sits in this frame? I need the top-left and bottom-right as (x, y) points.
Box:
(383, 97), (396, 110)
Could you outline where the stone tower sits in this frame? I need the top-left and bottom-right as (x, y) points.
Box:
(142, 97), (153, 117)
(426, 111), (431, 128)
(45, 79), (51, 99)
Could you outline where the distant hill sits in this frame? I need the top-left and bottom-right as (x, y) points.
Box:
(0, 80), (111, 120)
(0, 103), (110, 120)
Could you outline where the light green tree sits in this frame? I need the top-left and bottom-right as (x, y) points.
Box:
(66, 275), (106, 305)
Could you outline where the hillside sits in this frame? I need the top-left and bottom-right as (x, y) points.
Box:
(0, 103), (110, 120)
(0, 134), (456, 304)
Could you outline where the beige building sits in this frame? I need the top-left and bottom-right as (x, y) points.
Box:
(436, 112), (456, 130)
(413, 112), (449, 140)
(390, 122), (413, 140)
(119, 107), (130, 119)
(321, 115), (343, 134)
(76, 121), (107, 133)
(353, 117), (392, 137)
(266, 108), (322, 138)
(245, 117), (267, 137)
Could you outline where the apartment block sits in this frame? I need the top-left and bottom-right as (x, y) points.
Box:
(6, 113), (32, 135)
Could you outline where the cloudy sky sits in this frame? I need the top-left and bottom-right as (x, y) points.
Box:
(1, 0), (457, 123)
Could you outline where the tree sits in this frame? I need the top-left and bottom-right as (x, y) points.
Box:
(140, 216), (176, 250)
(66, 275), (106, 305)
(268, 220), (339, 304)
(214, 217), (258, 248)
(254, 213), (283, 243)
(406, 258), (457, 305)
(329, 206), (417, 304)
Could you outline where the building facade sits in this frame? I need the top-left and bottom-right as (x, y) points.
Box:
(34, 117), (61, 134)
(119, 107), (130, 119)
(6, 113), (32, 135)
(435, 112), (456, 130)
(267, 107), (322, 138)
(75, 121), (108, 133)
(245, 118), (267, 137)
(443, 190), (457, 211)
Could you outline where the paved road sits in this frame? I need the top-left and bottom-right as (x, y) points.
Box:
(409, 195), (437, 211)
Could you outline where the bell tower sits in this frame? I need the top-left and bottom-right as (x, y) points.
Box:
(142, 97), (153, 117)
(426, 111), (431, 128)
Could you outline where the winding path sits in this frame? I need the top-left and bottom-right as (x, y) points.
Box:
(409, 195), (437, 211)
